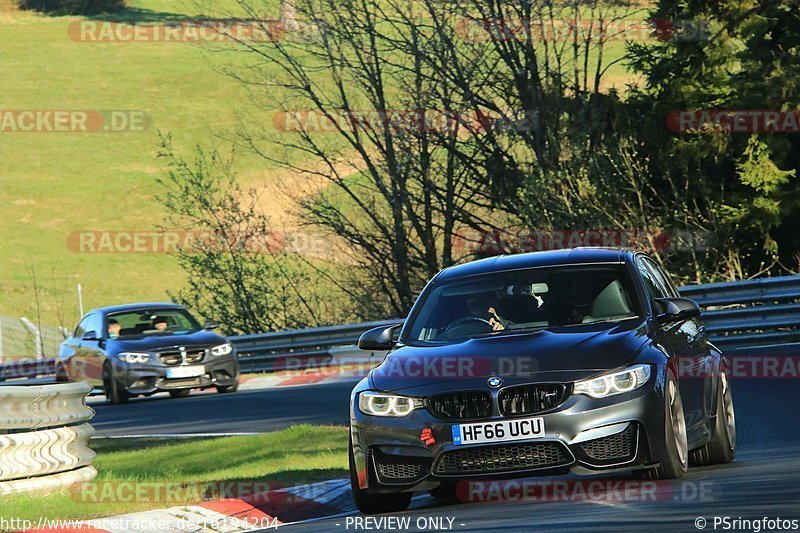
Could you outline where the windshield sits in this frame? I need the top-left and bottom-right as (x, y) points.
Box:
(106, 308), (202, 339)
(405, 265), (641, 344)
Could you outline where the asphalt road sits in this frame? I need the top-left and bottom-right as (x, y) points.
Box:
(86, 372), (800, 533)
(88, 379), (356, 436)
(282, 379), (800, 533)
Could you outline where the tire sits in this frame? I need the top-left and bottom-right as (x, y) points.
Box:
(641, 371), (688, 479)
(55, 363), (69, 382)
(428, 482), (459, 501)
(169, 389), (191, 398)
(217, 380), (239, 394)
(690, 370), (736, 466)
(103, 363), (129, 405)
(349, 437), (412, 514)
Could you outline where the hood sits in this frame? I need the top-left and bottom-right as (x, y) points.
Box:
(108, 330), (227, 353)
(370, 322), (650, 394)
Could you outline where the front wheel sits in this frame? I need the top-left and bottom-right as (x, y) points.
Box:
(103, 363), (129, 405)
(642, 372), (688, 479)
(217, 381), (239, 394)
(169, 389), (191, 398)
(349, 437), (412, 514)
(428, 482), (459, 501)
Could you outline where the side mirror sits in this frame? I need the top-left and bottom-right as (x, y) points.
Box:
(82, 331), (99, 341)
(358, 324), (402, 351)
(204, 319), (219, 330)
(653, 297), (701, 324)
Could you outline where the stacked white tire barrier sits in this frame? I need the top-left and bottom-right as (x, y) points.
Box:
(0, 381), (96, 495)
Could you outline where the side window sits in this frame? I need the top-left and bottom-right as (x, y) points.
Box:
(647, 259), (680, 298)
(637, 258), (669, 301)
(73, 315), (90, 338)
(86, 314), (104, 337)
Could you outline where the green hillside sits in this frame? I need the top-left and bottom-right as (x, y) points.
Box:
(0, 0), (284, 330)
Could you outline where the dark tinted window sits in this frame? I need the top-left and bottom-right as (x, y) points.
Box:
(405, 265), (641, 344)
(646, 258), (679, 298)
(637, 258), (670, 300)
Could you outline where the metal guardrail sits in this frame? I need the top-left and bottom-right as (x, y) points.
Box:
(229, 319), (402, 373)
(2, 276), (797, 378)
(0, 381), (97, 495)
(679, 275), (800, 352)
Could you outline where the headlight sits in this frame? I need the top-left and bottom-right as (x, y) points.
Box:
(116, 352), (150, 364)
(574, 364), (651, 399)
(210, 343), (233, 357)
(358, 391), (422, 417)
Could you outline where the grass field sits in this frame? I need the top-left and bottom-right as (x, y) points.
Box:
(0, 0), (644, 334)
(0, 0), (287, 331)
(2, 425), (349, 521)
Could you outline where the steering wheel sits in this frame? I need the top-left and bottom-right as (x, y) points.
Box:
(443, 316), (494, 338)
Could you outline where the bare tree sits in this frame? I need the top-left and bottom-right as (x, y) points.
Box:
(216, 0), (510, 317)
(156, 136), (347, 333)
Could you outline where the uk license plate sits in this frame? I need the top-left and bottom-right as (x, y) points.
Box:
(452, 416), (545, 446)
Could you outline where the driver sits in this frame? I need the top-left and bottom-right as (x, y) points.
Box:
(152, 316), (169, 332)
(107, 318), (121, 339)
(466, 295), (508, 331)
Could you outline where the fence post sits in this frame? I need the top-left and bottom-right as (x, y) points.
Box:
(19, 317), (43, 360)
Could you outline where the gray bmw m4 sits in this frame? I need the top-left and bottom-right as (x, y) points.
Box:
(349, 248), (736, 513)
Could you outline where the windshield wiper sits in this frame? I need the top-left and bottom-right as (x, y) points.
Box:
(562, 316), (640, 327)
(494, 325), (548, 336)
(449, 325), (548, 340)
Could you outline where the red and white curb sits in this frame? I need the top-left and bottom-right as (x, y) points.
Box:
(29, 479), (353, 532)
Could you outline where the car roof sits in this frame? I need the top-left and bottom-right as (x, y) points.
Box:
(436, 247), (636, 282)
(89, 302), (185, 315)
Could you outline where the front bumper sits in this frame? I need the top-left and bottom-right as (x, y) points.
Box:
(351, 368), (668, 493)
(111, 355), (239, 395)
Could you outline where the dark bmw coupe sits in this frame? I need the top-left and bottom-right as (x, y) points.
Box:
(57, 302), (239, 403)
(349, 248), (736, 513)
